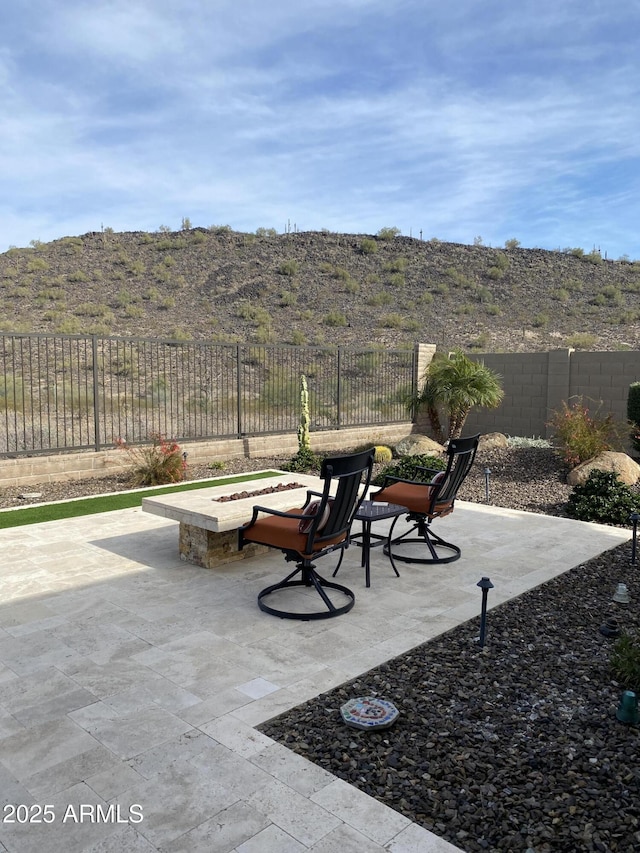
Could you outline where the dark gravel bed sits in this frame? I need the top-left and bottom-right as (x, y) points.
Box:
(260, 543), (640, 853)
(0, 446), (572, 514)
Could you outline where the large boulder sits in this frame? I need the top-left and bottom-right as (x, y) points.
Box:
(567, 451), (640, 487)
(395, 434), (445, 457)
(478, 432), (508, 451)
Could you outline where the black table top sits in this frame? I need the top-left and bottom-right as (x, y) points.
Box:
(354, 500), (407, 521)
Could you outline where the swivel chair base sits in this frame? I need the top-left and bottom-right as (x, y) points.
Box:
(257, 562), (355, 620)
(384, 515), (461, 566)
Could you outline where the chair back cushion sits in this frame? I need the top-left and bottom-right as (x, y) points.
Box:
(298, 499), (333, 534)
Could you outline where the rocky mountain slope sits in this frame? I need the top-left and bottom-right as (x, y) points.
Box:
(1, 228), (639, 352)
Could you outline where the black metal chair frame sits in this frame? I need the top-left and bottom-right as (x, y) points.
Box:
(372, 434), (480, 566)
(238, 449), (374, 620)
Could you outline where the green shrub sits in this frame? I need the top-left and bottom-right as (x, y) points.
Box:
(367, 292), (393, 307)
(289, 330), (307, 345)
(384, 257), (407, 272)
(611, 633), (640, 692)
(115, 433), (186, 486)
(376, 226), (401, 240)
(278, 260), (299, 276)
(27, 258), (49, 272)
(281, 447), (321, 473)
(504, 238), (520, 249)
(565, 332), (598, 349)
(566, 470), (639, 525)
(547, 398), (619, 466)
(372, 453), (446, 486)
(323, 311), (347, 327)
(360, 238), (377, 255)
(380, 313), (404, 328)
(280, 291), (297, 307)
(388, 273), (405, 287)
(0, 376), (25, 411)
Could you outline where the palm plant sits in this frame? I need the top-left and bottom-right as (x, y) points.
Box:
(416, 349), (504, 442)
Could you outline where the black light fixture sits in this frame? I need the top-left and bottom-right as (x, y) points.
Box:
(484, 468), (491, 503)
(477, 576), (494, 648)
(630, 512), (639, 566)
(599, 617), (621, 638)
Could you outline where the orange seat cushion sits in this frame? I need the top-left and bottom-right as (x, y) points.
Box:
(373, 482), (452, 517)
(241, 507), (345, 557)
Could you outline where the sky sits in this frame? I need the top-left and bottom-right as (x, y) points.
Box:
(2, 0), (640, 258)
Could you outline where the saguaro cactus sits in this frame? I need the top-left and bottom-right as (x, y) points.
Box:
(298, 374), (311, 451)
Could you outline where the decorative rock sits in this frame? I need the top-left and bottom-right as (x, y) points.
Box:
(394, 434), (444, 457)
(567, 451), (640, 486)
(478, 432), (508, 451)
(340, 697), (400, 730)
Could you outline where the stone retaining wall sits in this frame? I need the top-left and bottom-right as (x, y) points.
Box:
(0, 422), (412, 488)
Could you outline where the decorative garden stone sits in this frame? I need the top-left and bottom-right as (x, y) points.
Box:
(340, 697), (400, 730)
(567, 451), (640, 486)
(395, 434), (444, 457)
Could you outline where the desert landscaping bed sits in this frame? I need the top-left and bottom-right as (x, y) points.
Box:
(260, 539), (640, 852)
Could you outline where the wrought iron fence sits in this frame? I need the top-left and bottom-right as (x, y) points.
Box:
(0, 334), (416, 455)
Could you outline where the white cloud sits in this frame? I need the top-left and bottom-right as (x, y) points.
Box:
(1, 1), (640, 256)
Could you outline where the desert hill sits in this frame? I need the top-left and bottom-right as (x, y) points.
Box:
(1, 227), (639, 352)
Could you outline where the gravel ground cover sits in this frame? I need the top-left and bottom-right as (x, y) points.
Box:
(260, 542), (640, 853)
(0, 446), (573, 514)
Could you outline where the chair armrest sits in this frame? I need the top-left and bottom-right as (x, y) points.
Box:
(245, 504), (307, 526)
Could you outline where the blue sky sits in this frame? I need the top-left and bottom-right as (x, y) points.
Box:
(2, 0), (640, 258)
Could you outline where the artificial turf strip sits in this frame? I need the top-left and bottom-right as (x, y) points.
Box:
(0, 470), (283, 529)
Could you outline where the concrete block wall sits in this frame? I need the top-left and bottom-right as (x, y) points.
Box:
(569, 351), (640, 426)
(464, 349), (640, 440)
(464, 351), (550, 438)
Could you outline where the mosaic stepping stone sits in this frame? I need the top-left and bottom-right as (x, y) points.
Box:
(340, 696), (399, 730)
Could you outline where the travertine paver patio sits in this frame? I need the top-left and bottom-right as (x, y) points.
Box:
(0, 497), (631, 853)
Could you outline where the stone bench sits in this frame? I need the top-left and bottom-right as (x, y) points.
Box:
(142, 470), (323, 569)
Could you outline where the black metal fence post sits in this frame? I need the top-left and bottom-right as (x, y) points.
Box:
(92, 335), (101, 451)
(236, 344), (243, 437)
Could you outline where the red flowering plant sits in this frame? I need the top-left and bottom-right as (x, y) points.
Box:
(115, 432), (187, 486)
(547, 398), (620, 468)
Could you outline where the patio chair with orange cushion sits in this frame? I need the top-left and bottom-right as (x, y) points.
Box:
(238, 448), (374, 620)
(370, 434), (480, 565)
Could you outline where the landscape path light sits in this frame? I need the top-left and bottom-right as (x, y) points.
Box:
(612, 583), (630, 604)
(616, 690), (639, 725)
(630, 512), (639, 566)
(599, 617), (621, 638)
(477, 576), (494, 648)
(484, 468), (491, 503)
